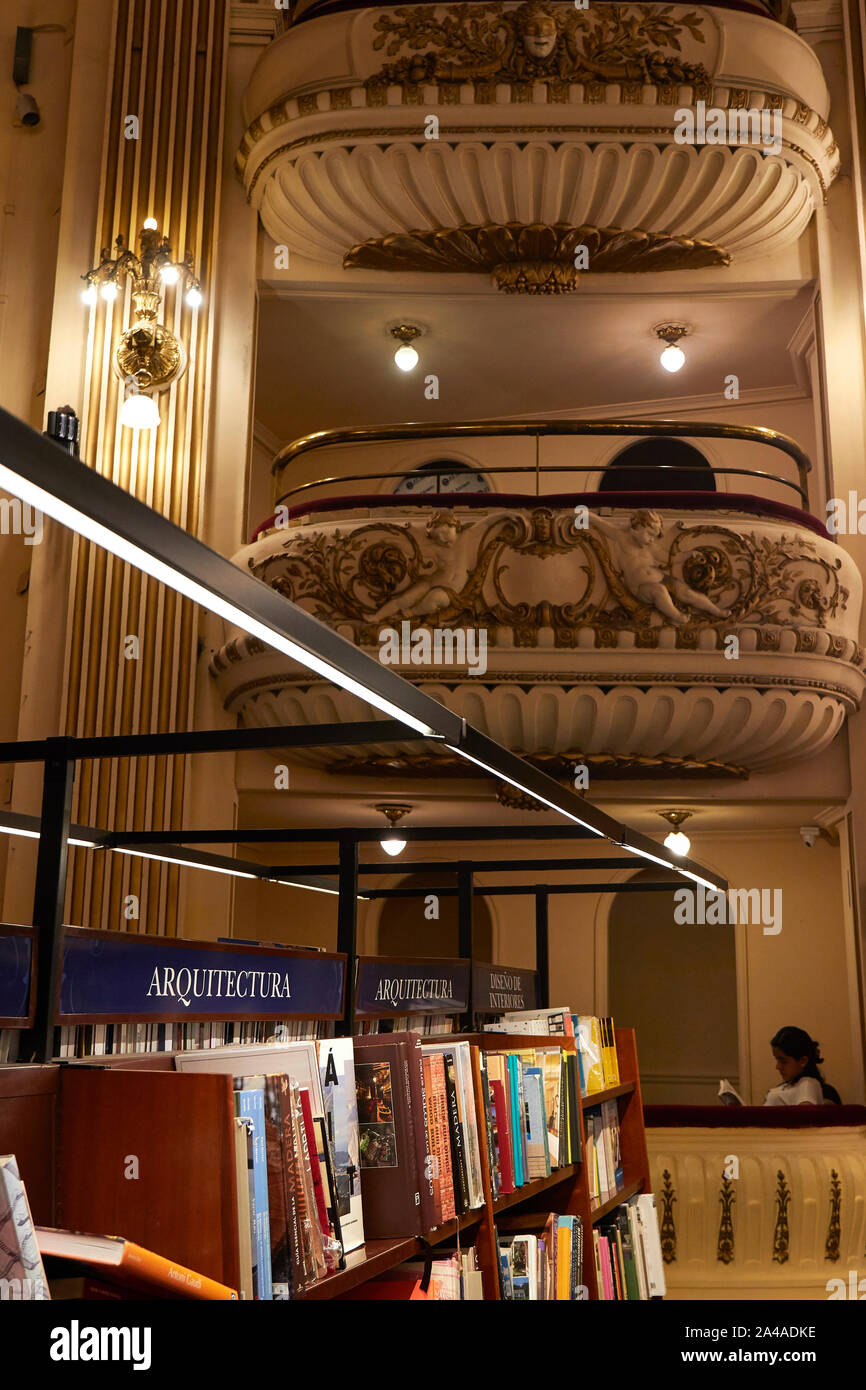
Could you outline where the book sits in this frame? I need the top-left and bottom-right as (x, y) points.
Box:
(576, 1016), (604, 1094)
(423, 1051), (456, 1223)
(385, 1033), (436, 1232)
(523, 1066), (551, 1179)
(489, 1079), (515, 1194)
(235, 1077), (273, 1299)
(719, 1078), (744, 1106)
(263, 1075), (295, 1299)
(35, 1229), (237, 1299)
(353, 1035), (423, 1238)
(317, 1037), (364, 1253)
(233, 1116), (254, 1300)
(1, 1155), (49, 1299)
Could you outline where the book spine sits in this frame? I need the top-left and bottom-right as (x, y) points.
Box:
(403, 1038), (436, 1233)
(399, 1047), (425, 1232)
(237, 1086), (272, 1301)
(442, 1054), (469, 1214)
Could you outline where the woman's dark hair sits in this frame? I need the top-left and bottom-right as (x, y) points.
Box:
(771, 1026), (841, 1104)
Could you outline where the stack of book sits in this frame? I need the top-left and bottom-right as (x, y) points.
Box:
(584, 1098), (624, 1206)
(55, 1018), (333, 1058)
(575, 1016), (620, 1094)
(342, 1248), (484, 1300)
(175, 1038), (364, 1298)
(480, 1044), (581, 1199)
(496, 1213), (585, 1300)
(355, 1015), (456, 1036)
(483, 1009), (621, 1096)
(592, 1195), (666, 1300)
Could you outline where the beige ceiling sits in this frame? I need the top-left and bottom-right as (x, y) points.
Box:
(254, 279), (815, 446)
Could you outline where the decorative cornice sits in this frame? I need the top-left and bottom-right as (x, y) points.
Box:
(344, 221), (729, 290)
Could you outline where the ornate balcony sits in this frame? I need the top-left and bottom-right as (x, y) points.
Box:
(238, 1), (837, 291)
(210, 422), (865, 784)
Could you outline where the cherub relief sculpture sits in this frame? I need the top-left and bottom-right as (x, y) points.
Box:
(368, 2), (710, 89)
(375, 510), (469, 618)
(591, 509), (728, 625)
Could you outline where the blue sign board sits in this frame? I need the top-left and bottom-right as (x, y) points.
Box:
(59, 930), (345, 1021)
(354, 956), (470, 1017)
(0, 926), (33, 1024)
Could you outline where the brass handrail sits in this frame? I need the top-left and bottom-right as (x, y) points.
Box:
(272, 418), (812, 509)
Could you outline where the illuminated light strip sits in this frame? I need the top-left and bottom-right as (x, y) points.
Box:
(0, 816), (362, 895)
(446, 744), (606, 836)
(0, 462), (435, 738)
(618, 835), (726, 892)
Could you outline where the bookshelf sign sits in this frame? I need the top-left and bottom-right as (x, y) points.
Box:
(354, 956), (470, 1017)
(58, 928), (346, 1023)
(472, 963), (539, 1014)
(0, 925), (33, 1026)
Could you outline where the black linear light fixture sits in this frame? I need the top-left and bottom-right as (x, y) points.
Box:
(0, 808), (358, 898)
(0, 406), (725, 892)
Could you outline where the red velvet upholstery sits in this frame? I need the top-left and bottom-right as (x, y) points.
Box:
(644, 1104), (866, 1128)
(253, 490), (827, 542)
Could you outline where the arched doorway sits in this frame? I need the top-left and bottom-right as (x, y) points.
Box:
(607, 869), (738, 1104)
(376, 871), (494, 960)
(600, 438), (716, 493)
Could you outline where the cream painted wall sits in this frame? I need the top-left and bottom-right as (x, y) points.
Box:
(0, 1), (77, 913)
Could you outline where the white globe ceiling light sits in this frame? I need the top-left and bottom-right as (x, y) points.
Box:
(391, 324), (422, 372)
(377, 803), (412, 857)
(655, 323), (689, 373)
(380, 837), (407, 857)
(659, 810), (693, 858)
(660, 344), (686, 374)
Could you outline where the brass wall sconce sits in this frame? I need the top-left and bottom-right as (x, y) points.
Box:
(81, 220), (204, 430)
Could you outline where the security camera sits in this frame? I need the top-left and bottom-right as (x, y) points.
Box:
(15, 92), (40, 127)
(799, 826), (820, 849)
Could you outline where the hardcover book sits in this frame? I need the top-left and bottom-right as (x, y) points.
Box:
(353, 1036), (423, 1238)
(1, 1155), (49, 1299)
(317, 1037), (364, 1253)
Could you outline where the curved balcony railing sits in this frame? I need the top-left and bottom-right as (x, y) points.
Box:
(270, 419), (812, 515)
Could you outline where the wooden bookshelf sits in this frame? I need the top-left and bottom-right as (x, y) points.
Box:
(0, 1026), (655, 1302)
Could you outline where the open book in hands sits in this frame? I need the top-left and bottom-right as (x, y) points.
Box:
(718, 1079), (744, 1107)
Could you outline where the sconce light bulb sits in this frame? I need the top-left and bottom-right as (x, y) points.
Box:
(101, 282), (119, 302)
(81, 285), (98, 307)
(120, 392), (161, 431)
(185, 286), (203, 308)
(143, 217), (158, 230)
(160, 265), (180, 285)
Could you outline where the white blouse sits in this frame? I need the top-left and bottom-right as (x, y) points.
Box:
(763, 1075), (824, 1106)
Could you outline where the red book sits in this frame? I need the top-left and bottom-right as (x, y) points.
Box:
(424, 1052), (456, 1223)
(298, 1088), (330, 1243)
(352, 1036), (423, 1238)
(490, 1080), (515, 1194)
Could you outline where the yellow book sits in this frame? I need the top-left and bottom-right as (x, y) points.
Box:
(578, 1016), (604, 1094)
(556, 1222), (572, 1300)
(603, 1017), (620, 1086)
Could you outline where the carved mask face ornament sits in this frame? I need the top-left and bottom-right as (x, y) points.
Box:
(521, 15), (557, 59)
